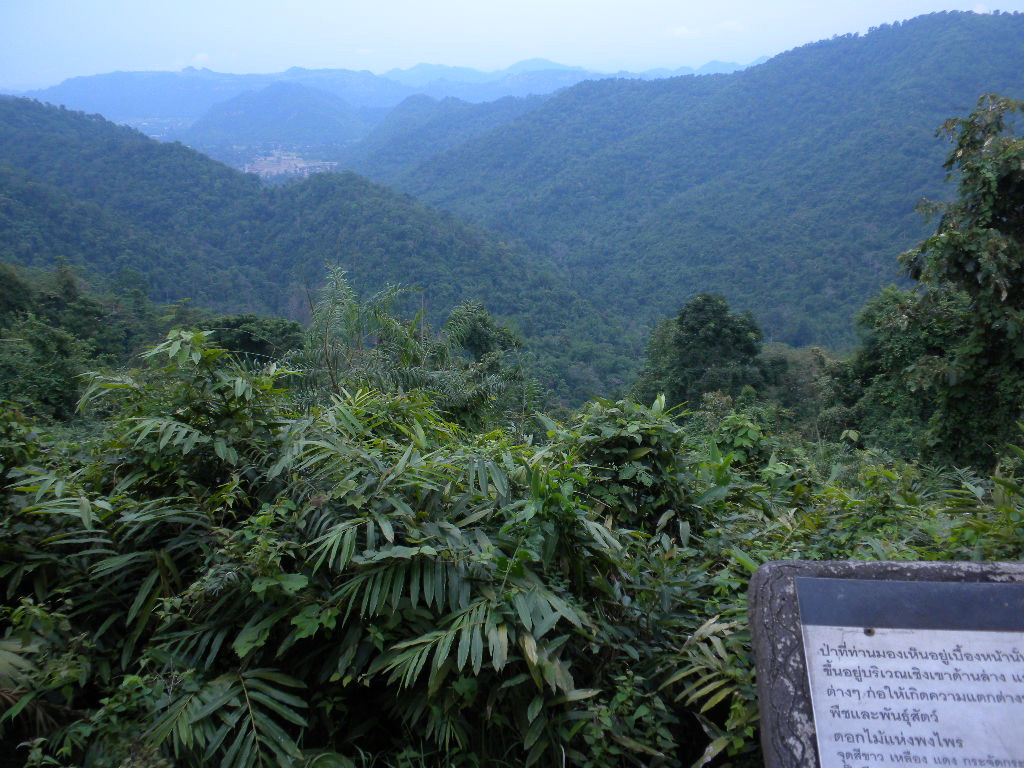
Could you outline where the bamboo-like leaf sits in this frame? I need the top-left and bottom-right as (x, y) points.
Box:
(527, 695), (544, 723)
(470, 618), (484, 675)
(547, 688), (600, 705)
(694, 736), (731, 768)
(409, 558), (421, 607)
(247, 689), (308, 727)
(456, 618), (473, 671)
(127, 568), (160, 625)
(375, 514), (395, 543)
(91, 551), (148, 577)
(684, 677), (729, 703)
(523, 712), (546, 749)
(423, 558), (436, 607)
(433, 628), (456, 672)
(533, 609), (559, 640)
(188, 686), (239, 723)
(524, 737), (550, 768)
(611, 732), (666, 757)
(512, 591), (533, 632)
(698, 685), (735, 713)
(488, 622), (508, 671)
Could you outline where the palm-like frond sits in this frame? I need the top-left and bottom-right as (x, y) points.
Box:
(149, 669), (308, 768)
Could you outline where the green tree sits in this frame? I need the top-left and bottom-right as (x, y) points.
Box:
(899, 94), (1024, 466)
(817, 286), (972, 455)
(634, 293), (766, 408)
(0, 264), (32, 320)
(0, 315), (91, 419)
(206, 313), (304, 361)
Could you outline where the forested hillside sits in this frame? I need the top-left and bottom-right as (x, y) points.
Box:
(362, 11), (1024, 349)
(5, 13), (1023, 391)
(178, 82), (376, 162)
(178, 89), (549, 177)
(0, 97), (634, 402)
(335, 94), (547, 181)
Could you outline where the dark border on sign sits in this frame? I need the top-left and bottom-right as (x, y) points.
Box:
(796, 576), (1024, 631)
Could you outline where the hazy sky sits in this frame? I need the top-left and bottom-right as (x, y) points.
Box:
(1, 0), (1020, 90)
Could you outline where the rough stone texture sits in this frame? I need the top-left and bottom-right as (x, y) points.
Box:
(747, 560), (1024, 768)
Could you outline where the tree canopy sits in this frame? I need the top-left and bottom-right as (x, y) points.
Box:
(633, 293), (767, 409)
(898, 94), (1024, 466)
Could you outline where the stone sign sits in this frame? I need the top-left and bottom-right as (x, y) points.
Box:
(749, 561), (1024, 768)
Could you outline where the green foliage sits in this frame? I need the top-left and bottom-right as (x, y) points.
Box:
(819, 286), (972, 455)
(7, 329), (1024, 766)
(0, 404), (36, 515)
(558, 395), (690, 533)
(0, 263), (167, 420)
(756, 343), (830, 439)
(290, 268), (539, 431)
(0, 314), (90, 420)
(1, 334), (685, 765)
(897, 94), (1024, 466)
(633, 294), (769, 409)
(206, 314), (305, 362)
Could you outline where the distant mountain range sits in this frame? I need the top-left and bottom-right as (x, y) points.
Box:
(13, 57), (754, 128)
(11, 56), (756, 173)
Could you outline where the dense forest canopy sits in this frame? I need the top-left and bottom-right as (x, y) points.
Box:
(0, 96), (634, 404)
(375, 12), (1024, 349)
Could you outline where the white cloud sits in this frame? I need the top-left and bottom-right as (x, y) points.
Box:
(667, 25), (700, 39)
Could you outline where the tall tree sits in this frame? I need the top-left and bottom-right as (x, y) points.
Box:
(634, 293), (766, 408)
(899, 94), (1024, 466)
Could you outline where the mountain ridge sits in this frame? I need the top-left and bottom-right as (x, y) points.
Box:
(373, 11), (1024, 349)
(14, 57), (756, 127)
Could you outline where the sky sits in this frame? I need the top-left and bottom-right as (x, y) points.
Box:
(1, 0), (1020, 90)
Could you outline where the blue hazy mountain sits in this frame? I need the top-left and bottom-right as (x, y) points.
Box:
(19, 58), (758, 128)
(21, 67), (415, 123)
(177, 82), (375, 162)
